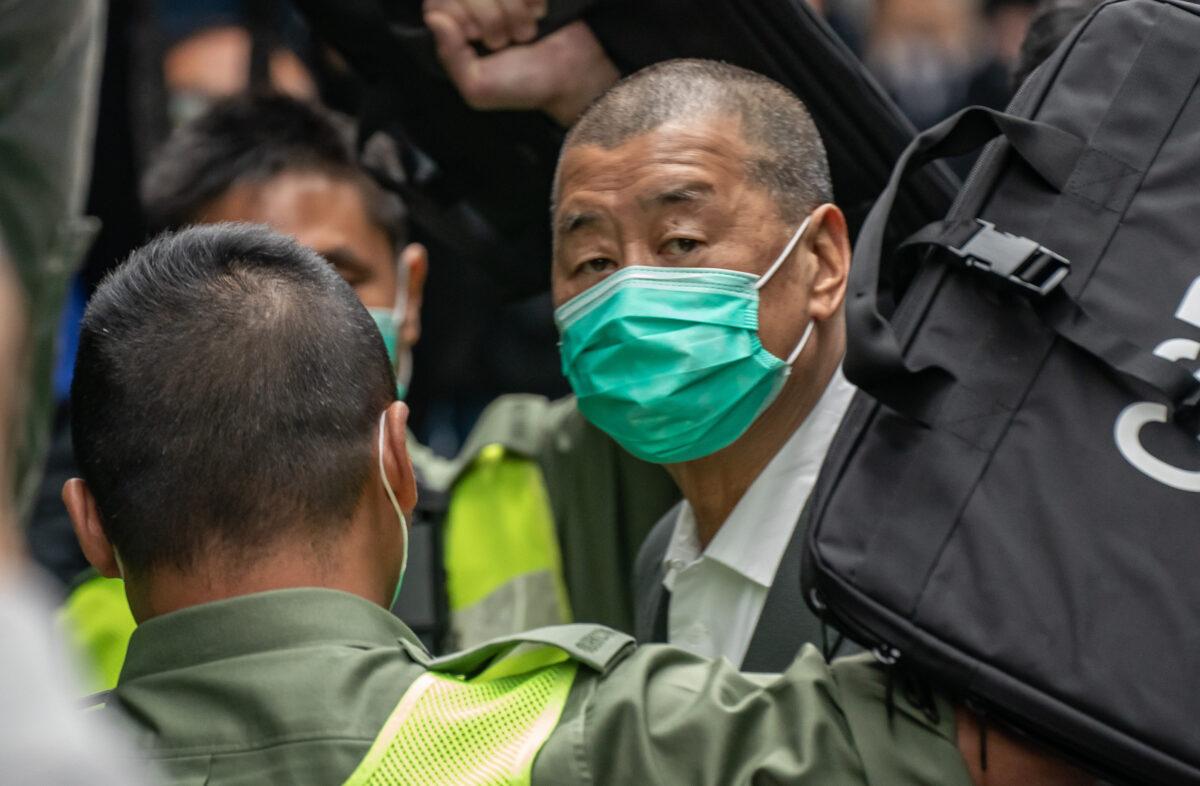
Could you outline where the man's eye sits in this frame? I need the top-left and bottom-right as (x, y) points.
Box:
(663, 238), (701, 255)
(582, 257), (616, 274)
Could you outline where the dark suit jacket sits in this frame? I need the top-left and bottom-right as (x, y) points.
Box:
(632, 499), (849, 672)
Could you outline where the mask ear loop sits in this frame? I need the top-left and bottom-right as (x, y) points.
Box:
(754, 214), (818, 369)
(754, 213), (814, 291)
(378, 412), (408, 595)
(785, 320), (816, 366)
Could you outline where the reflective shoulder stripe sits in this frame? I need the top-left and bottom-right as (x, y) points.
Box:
(450, 570), (566, 650)
(341, 660), (577, 786)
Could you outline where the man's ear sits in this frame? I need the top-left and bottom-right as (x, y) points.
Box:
(380, 401), (418, 517)
(399, 243), (428, 348)
(63, 478), (121, 579)
(805, 203), (851, 322)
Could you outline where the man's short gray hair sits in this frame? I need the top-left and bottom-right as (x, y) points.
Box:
(560, 59), (833, 223)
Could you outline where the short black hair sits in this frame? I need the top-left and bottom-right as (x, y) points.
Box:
(560, 59), (832, 223)
(71, 224), (396, 575)
(140, 93), (405, 250)
(1013, 0), (1102, 90)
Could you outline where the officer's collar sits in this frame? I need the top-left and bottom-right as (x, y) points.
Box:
(118, 587), (424, 684)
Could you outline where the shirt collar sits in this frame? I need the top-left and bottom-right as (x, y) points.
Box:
(119, 588), (423, 684)
(664, 366), (855, 588)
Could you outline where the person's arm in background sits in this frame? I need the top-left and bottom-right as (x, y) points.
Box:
(423, 0), (620, 125)
(0, 0), (104, 521)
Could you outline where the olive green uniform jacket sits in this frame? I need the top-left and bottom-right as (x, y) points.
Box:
(108, 589), (975, 785)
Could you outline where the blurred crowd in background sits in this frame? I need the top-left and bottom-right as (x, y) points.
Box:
(29, 0), (1041, 586)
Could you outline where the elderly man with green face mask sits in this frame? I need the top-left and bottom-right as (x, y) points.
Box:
(551, 58), (857, 672)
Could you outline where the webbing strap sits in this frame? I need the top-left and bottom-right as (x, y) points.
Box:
(901, 220), (1200, 418)
(341, 661), (576, 786)
(846, 107), (1087, 424)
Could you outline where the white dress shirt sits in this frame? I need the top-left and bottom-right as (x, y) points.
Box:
(661, 367), (856, 666)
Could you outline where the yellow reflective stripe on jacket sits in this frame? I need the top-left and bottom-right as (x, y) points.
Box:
(444, 445), (571, 649)
(341, 660), (577, 786)
(59, 573), (135, 692)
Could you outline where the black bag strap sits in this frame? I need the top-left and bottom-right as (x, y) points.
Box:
(847, 104), (1200, 428)
(901, 220), (1200, 414)
(845, 106), (1089, 422)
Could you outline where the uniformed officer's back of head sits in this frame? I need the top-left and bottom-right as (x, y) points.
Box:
(64, 223), (417, 622)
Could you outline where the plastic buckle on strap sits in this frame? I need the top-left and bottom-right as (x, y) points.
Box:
(949, 219), (1070, 296)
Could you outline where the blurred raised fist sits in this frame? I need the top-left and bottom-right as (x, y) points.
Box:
(424, 0), (619, 126)
(424, 0), (548, 51)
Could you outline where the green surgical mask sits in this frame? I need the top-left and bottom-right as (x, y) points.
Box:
(368, 262), (412, 399)
(555, 215), (814, 464)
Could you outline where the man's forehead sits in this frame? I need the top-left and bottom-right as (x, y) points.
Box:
(555, 116), (752, 213)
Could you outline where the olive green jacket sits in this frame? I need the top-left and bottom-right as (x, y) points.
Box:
(108, 588), (974, 785)
(0, 0), (103, 520)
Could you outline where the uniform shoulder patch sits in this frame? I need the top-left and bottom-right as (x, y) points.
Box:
(426, 624), (634, 680)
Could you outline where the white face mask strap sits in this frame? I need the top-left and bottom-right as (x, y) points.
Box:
(378, 412), (408, 581)
(754, 213), (814, 291)
(785, 319), (816, 366)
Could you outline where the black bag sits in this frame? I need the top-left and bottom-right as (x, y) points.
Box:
(803, 1), (1200, 783)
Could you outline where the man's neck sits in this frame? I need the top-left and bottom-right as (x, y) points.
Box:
(667, 344), (841, 549)
(126, 543), (393, 624)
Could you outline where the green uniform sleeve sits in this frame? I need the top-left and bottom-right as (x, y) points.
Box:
(533, 646), (976, 786)
(533, 644), (868, 785)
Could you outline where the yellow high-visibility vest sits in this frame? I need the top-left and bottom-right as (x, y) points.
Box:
(443, 444), (571, 650)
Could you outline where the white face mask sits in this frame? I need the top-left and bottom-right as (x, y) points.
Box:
(378, 411), (408, 606)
